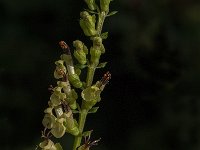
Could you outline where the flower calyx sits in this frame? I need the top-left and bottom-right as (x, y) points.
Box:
(80, 11), (97, 36)
(84, 0), (97, 11)
(73, 40), (88, 65)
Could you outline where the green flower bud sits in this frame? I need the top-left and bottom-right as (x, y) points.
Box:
(93, 37), (102, 47)
(100, 0), (111, 12)
(74, 50), (86, 64)
(81, 86), (101, 110)
(93, 37), (105, 53)
(73, 40), (84, 50)
(68, 73), (83, 88)
(84, 0), (96, 10)
(51, 118), (66, 138)
(80, 11), (97, 36)
(73, 40), (88, 65)
(39, 139), (57, 150)
(90, 37), (104, 65)
(90, 47), (101, 66)
(42, 114), (56, 129)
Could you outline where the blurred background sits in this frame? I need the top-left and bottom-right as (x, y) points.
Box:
(1, 0), (200, 150)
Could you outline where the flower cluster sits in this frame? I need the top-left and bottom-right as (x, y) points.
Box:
(37, 0), (116, 150)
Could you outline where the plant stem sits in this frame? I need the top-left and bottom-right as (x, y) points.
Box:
(86, 65), (96, 87)
(97, 12), (106, 36)
(73, 109), (88, 150)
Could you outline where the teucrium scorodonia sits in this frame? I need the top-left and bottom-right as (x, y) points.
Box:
(37, 0), (117, 150)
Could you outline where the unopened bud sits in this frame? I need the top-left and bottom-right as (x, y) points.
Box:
(73, 40), (88, 65)
(80, 11), (97, 36)
(100, 0), (111, 12)
(84, 0), (96, 10)
(68, 73), (83, 88)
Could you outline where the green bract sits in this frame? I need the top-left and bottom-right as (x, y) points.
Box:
(100, 0), (111, 12)
(80, 11), (97, 36)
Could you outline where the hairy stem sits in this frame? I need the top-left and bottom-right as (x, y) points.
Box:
(86, 65), (96, 87)
(73, 109), (88, 150)
(97, 12), (106, 36)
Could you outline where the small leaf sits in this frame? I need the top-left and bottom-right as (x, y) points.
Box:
(101, 32), (108, 39)
(107, 11), (118, 17)
(72, 110), (80, 113)
(97, 62), (107, 68)
(75, 64), (87, 69)
(84, 9), (98, 14)
(88, 107), (99, 113)
(55, 143), (63, 150)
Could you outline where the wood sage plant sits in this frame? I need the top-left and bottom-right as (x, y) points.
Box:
(37, 0), (117, 150)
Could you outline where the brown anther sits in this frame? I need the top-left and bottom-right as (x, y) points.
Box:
(61, 101), (72, 114)
(56, 68), (65, 76)
(59, 41), (68, 50)
(100, 71), (111, 85)
(59, 41), (71, 55)
(89, 138), (101, 147)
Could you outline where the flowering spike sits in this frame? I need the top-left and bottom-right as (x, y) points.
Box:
(37, 0), (116, 149)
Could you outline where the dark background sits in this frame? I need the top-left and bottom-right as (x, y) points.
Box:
(1, 0), (200, 150)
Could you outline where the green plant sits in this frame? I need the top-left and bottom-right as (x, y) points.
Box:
(36, 0), (117, 150)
